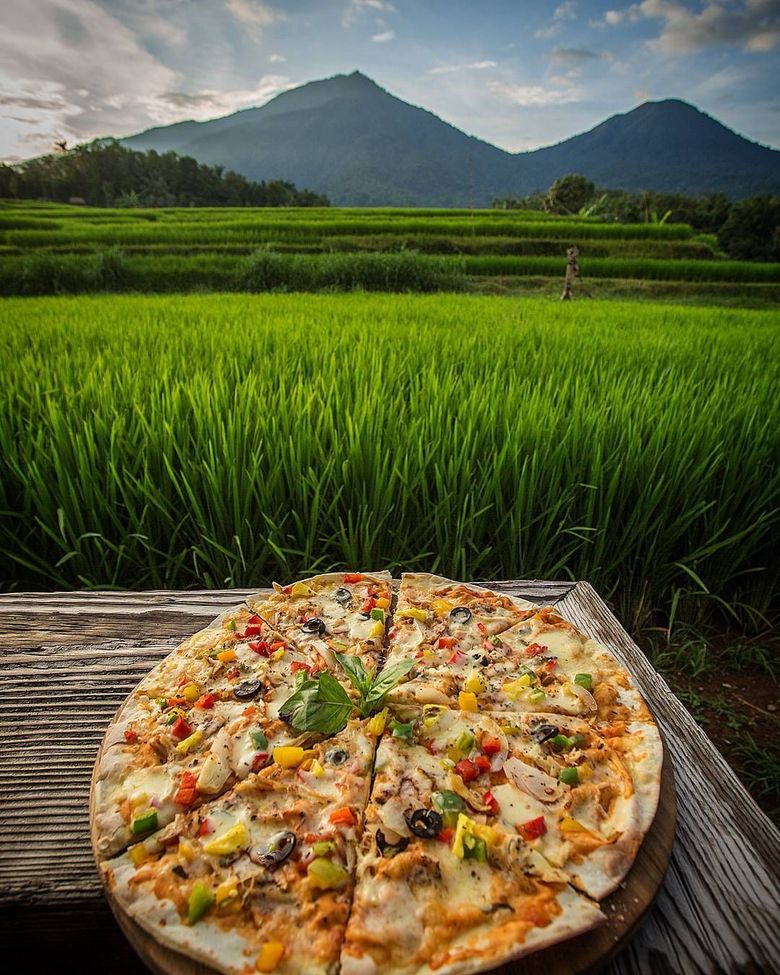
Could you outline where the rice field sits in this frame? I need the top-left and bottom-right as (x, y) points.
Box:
(3, 200), (778, 297)
(1, 292), (778, 633)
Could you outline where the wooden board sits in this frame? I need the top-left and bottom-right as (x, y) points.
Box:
(88, 582), (675, 975)
(3, 582), (779, 975)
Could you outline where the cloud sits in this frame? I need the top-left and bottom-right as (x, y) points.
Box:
(551, 47), (602, 65)
(488, 81), (582, 106)
(225, 0), (281, 28)
(269, 53), (286, 63)
(0, 94), (67, 111)
(628, 0), (780, 53)
(605, 10), (623, 26)
(157, 75), (294, 117)
(428, 60), (497, 75)
(371, 29), (395, 42)
(535, 0), (578, 39)
(554, 1), (577, 20)
(342, 0), (395, 29)
(635, 87), (651, 101)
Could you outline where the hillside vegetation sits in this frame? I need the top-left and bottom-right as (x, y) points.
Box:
(2, 201), (779, 304)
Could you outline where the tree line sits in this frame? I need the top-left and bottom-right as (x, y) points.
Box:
(494, 174), (780, 262)
(0, 140), (330, 208)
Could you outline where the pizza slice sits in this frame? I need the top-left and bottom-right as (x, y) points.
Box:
(374, 705), (660, 901)
(99, 718), (378, 975)
(341, 709), (605, 975)
(248, 571), (393, 667)
(383, 574), (536, 705)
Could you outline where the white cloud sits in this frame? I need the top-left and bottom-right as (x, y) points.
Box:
(157, 75), (294, 119)
(629, 0), (780, 53)
(342, 0), (395, 29)
(428, 60), (497, 75)
(488, 81), (583, 106)
(371, 29), (395, 42)
(605, 10), (623, 26)
(554, 1), (577, 20)
(269, 53), (286, 63)
(225, 0), (281, 28)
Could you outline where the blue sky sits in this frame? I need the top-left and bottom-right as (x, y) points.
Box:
(1, 0), (778, 162)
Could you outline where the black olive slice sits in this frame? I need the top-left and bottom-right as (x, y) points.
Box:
(325, 747), (349, 766)
(530, 723), (559, 744)
(376, 829), (409, 858)
(333, 588), (352, 606)
(234, 678), (263, 700)
(406, 808), (443, 839)
(449, 607), (473, 624)
(301, 617), (326, 635)
(251, 830), (297, 867)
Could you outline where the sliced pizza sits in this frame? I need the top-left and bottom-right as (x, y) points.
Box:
(100, 718), (378, 975)
(340, 709), (605, 975)
(370, 705), (661, 900)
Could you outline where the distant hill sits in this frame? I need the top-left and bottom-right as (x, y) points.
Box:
(122, 71), (780, 206)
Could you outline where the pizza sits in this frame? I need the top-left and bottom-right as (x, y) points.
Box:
(92, 571), (662, 975)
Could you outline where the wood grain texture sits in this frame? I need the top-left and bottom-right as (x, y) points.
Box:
(1, 582), (779, 975)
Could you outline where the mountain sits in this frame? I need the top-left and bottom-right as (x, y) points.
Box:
(122, 72), (780, 206)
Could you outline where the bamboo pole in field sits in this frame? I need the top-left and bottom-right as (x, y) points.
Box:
(561, 245), (579, 300)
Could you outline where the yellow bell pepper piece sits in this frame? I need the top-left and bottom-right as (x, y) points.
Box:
(451, 813), (473, 859)
(176, 729), (203, 754)
(375, 596), (390, 609)
(256, 942), (285, 972)
(273, 746), (305, 768)
(502, 675), (532, 700)
(217, 648), (236, 663)
(309, 759), (325, 778)
(203, 821), (248, 856)
(398, 608), (426, 622)
(464, 671), (485, 694)
(178, 838), (195, 862)
(215, 879), (239, 910)
(577, 764), (593, 780)
(181, 682), (200, 702)
(458, 691), (478, 712)
(291, 581), (314, 597)
(431, 599), (455, 616)
(271, 647), (285, 661)
(367, 709), (387, 736)
(560, 816), (585, 832)
(129, 844), (149, 867)
(369, 620), (384, 638)
(473, 823), (500, 848)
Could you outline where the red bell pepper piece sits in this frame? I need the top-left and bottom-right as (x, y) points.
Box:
(249, 639), (272, 656)
(171, 716), (192, 740)
(454, 758), (480, 782)
(343, 573), (363, 584)
(481, 736), (502, 756)
(360, 597), (377, 614)
(290, 661), (310, 675)
(526, 643), (547, 657)
(251, 752), (269, 772)
(124, 728), (138, 744)
(174, 771), (199, 806)
(517, 816), (547, 841)
(475, 755), (491, 773)
(195, 692), (215, 709)
(483, 791), (500, 815)
(242, 623), (264, 637)
(330, 807), (356, 827)
(198, 818), (214, 837)
(438, 637), (457, 649)
(437, 827), (455, 843)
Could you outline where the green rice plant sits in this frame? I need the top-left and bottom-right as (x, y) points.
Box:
(0, 294), (777, 637)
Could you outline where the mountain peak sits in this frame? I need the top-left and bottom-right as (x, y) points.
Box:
(121, 73), (780, 205)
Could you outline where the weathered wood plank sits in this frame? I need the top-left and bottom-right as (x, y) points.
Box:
(1, 582), (778, 975)
(558, 583), (780, 975)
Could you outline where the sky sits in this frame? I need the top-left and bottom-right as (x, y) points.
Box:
(1, 0), (779, 162)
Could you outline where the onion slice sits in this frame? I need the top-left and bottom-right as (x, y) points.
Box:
(504, 756), (564, 804)
(566, 680), (598, 713)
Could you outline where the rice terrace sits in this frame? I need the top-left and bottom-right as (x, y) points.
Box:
(1, 9), (780, 972)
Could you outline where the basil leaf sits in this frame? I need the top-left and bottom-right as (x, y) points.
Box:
(336, 653), (371, 697)
(279, 672), (354, 734)
(363, 659), (415, 712)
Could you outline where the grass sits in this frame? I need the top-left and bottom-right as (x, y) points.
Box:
(1, 293), (778, 640)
